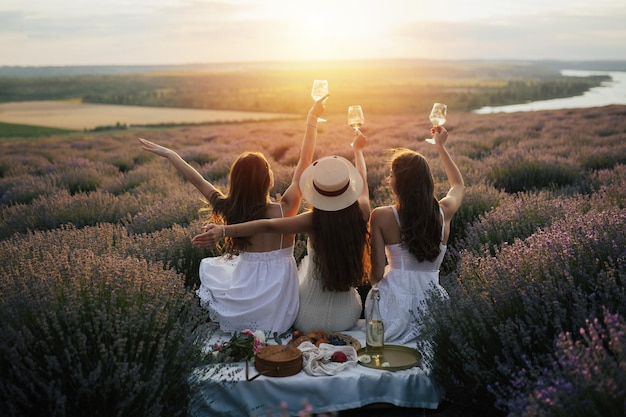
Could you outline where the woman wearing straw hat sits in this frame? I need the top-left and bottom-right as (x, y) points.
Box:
(365, 125), (465, 343)
(194, 132), (371, 333)
(139, 94), (328, 335)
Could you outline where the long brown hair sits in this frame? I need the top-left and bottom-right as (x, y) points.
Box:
(391, 149), (442, 262)
(207, 152), (271, 254)
(310, 202), (370, 291)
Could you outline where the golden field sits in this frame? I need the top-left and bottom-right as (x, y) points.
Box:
(0, 100), (298, 131)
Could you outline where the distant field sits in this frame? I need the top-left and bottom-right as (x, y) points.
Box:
(0, 101), (299, 132)
(0, 121), (72, 139)
(0, 60), (609, 123)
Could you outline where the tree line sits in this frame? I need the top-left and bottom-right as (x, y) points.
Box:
(0, 61), (608, 115)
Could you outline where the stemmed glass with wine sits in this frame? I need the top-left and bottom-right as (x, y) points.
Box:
(311, 80), (329, 122)
(425, 103), (447, 144)
(347, 105), (364, 132)
(347, 105), (365, 147)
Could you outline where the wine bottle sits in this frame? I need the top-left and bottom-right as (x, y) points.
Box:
(366, 287), (384, 359)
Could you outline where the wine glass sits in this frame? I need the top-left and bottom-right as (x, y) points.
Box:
(311, 80), (329, 122)
(425, 103), (447, 144)
(347, 105), (364, 132)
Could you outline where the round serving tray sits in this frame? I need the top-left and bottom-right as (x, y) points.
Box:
(357, 345), (422, 371)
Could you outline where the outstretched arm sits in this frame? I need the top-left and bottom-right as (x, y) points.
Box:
(351, 130), (370, 219)
(191, 211), (314, 247)
(138, 138), (219, 201)
(368, 208), (387, 285)
(279, 94), (328, 216)
(432, 127), (465, 219)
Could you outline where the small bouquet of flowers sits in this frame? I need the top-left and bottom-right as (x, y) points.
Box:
(211, 329), (266, 363)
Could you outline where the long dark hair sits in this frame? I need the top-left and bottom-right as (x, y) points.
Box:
(310, 202), (370, 292)
(391, 149), (442, 262)
(207, 152), (271, 254)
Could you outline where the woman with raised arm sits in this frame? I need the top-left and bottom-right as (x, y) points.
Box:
(138, 94), (328, 334)
(365, 125), (465, 344)
(194, 132), (371, 333)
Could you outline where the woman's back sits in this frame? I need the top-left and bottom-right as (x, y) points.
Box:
(293, 149), (371, 332)
(385, 205), (446, 271)
(244, 202), (293, 252)
(366, 206), (448, 343)
(366, 126), (464, 343)
(141, 94), (327, 334)
(294, 241), (363, 333)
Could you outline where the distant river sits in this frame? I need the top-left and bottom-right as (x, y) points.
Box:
(473, 70), (626, 114)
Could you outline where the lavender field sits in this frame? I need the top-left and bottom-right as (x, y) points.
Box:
(1, 104), (625, 416)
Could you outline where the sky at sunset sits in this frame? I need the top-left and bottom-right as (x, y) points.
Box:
(1, 0), (625, 67)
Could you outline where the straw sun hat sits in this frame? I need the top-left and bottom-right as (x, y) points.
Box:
(299, 156), (363, 211)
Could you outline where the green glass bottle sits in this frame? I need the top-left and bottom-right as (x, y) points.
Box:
(366, 287), (384, 359)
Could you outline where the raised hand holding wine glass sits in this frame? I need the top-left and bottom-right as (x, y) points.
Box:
(311, 80), (329, 122)
(347, 105), (364, 132)
(425, 103), (447, 144)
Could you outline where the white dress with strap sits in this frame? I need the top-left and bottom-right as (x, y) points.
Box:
(365, 206), (448, 344)
(196, 206), (299, 334)
(293, 240), (363, 333)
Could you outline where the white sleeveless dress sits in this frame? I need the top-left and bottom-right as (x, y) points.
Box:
(196, 207), (299, 334)
(365, 206), (448, 344)
(294, 240), (363, 333)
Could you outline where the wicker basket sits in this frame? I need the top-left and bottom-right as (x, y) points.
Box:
(254, 345), (303, 377)
(289, 330), (362, 350)
(327, 332), (361, 350)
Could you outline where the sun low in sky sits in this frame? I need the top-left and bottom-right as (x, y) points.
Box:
(1, 0), (625, 66)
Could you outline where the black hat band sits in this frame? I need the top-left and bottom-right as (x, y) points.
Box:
(313, 180), (350, 197)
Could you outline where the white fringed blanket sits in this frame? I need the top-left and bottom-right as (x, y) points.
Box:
(189, 319), (442, 417)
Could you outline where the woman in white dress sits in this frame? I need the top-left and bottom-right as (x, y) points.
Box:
(365, 125), (465, 344)
(139, 94), (328, 334)
(195, 132), (371, 333)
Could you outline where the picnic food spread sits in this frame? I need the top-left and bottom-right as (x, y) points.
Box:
(253, 329), (362, 378)
(289, 328), (361, 350)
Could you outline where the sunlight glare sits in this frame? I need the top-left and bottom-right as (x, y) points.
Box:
(267, 0), (399, 40)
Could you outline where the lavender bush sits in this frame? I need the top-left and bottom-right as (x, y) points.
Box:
(0, 174), (54, 205)
(441, 183), (507, 275)
(586, 164), (626, 210)
(578, 143), (626, 171)
(488, 150), (582, 193)
(0, 185), (206, 237)
(0, 221), (214, 290)
(419, 206), (626, 414)
(507, 308), (626, 417)
(0, 247), (210, 417)
(456, 191), (579, 258)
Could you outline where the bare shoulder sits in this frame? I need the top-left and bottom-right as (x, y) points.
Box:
(371, 205), (396, 225)
(265, 202), (285, 219)
(438, 200), (457, 224)
(371, 205), (394, 215)
(371, 205), (401, 244)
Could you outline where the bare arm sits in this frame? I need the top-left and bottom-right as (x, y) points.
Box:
(138, 138), (218, 201)
(368, 208), (386, 285)
(192, 212), (314, 247)
(432, 127), (465, 220)
(280, 94), (329, 216)
(351, 131), (370, 219)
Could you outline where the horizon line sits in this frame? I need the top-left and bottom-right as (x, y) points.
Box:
(3, 57), (626, 69)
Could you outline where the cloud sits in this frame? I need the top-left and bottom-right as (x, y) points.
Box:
(390, 7), (626, 60)
(0, 0), (625, 65)
(0, 10), (24, 32)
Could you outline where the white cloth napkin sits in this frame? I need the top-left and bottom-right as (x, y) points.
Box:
(296, 342), (358, 376)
